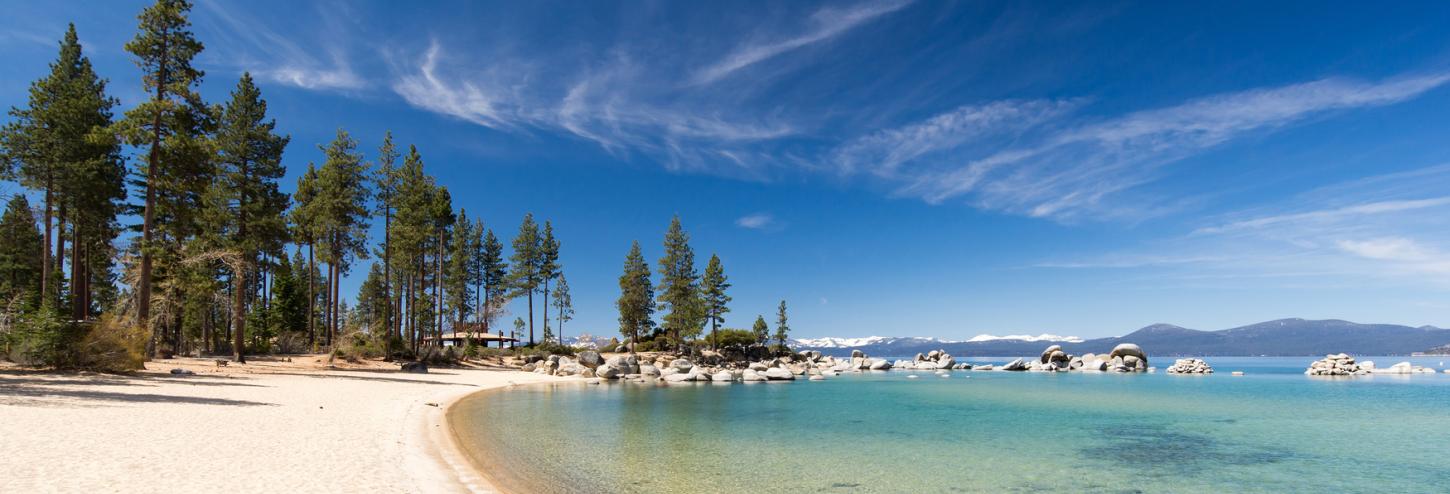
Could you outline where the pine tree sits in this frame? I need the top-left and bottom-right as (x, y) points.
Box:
(428, 187), (453, 346)
(616, 241), (654, 351)
(509, 213), (541, 345)
(701, 254), (731, 349)
(214, 72), (289, 362)
(478, 227), (506, 336)
(271, 251), (306, 337)
(656, 215), (700, 351)
(372, 131), (399, 342)
(391, 144), (434, 350)
(355, 262), (388, 335)
(538, 220), (560, 342)
(117, 0), (207, 337)
(289, 163), (321, 345)
(774, 300), (790, 351)
(0, 195), (43, 309)
(315, 129), (371, 346)
(1, 24), (123, 313)
(753, 315), (769, 346)
(552, 272), (574, 342)
(445, 210), (474, 331)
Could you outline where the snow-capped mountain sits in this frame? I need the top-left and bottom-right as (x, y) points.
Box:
(964, 334), (1083, 343)
(790, 336), (959, 348)
(790, 319), (1450, 357)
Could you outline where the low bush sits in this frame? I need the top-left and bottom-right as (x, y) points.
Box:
(703, 329), (757, 349)
(75, 315), (146, 372)
(3, 311), (144, 372)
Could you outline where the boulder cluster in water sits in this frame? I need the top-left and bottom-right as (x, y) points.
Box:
(989, 343), (1152, 373)
(891, 350), (964, 370)
(520, 348), (891, 383)
(518, 342), (1167, 383)
(1165, 358), (1213, 374)
(1304, 354), (1438, 376)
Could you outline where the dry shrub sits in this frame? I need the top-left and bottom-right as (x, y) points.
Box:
(76, 314), (147, 373)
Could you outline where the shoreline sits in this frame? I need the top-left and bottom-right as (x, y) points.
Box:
(443, 380), (597, 494)
(0, 356), (565, 493)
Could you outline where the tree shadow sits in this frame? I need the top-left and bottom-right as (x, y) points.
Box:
(0, 370), (267, 388)
(266, 371), (476, 386)
(0, 385), (277, 408)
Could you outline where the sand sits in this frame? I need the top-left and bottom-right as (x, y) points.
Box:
(0, 355), (563, 493)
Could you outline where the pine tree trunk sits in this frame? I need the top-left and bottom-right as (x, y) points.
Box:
(527, 289), (535, 346)
(55, 206), (66, 310)
(435, 233), (443, 341)
(328, 262), (337, 346)
(233, 266), (247, 363)
(383, 210), (391, 341)
(543, 279), (550, 343)
(306, 242), (315, 347)
(329, 262), (336, 341)
(40, 175), (52, 306)
(70, 225), (83, 321)
(78, 239), (90, 319)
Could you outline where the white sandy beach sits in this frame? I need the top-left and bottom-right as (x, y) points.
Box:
(0, 357), (563, 493)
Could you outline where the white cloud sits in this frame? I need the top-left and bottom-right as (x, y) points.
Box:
(1041, 164), (1450, 287)
(391, 41), (514, 129)
(199, 0), (366, 91)
(735, 213), (777, 230)
(1197, 197), (1450, 234)
(835, 100), (1077, 176)
(860, 73), (1450, 220)
(1337, 237), (1450, 274)
(691, 0), (914, 85)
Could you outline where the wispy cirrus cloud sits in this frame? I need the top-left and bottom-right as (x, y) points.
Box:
(1037, 163), (1450, 285)
(198, 0), (365, 91)
(690, 0), (914, 85)
(853, 73), (1450, 220)
(389, 40), (796, 176)
(390, 41), (515, 129)
(1195, 197), (1450, 234)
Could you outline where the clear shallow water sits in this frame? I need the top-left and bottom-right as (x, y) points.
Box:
(451, 357), (1450, 493)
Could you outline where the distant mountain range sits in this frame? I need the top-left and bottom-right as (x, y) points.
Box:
(790, 319), (1450, 357)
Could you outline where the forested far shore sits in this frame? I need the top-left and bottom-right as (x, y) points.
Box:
(0, 0), (790, 372)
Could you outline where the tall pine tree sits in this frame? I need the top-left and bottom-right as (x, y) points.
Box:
(701, 254), (731, 349)
(117, 0), (207, 338)
(656, 215), (700, 351)
(616, 241), (654, 352)
(315, 129), (371, 346)
(1, 24), (123, 313)
(0, 196), (42, 309)
(214, 72), (289, 362)
(509, 213), (541, 345)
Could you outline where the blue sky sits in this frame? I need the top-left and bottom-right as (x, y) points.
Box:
(4, 0), (1450, 339)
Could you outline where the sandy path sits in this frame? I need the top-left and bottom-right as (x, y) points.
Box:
(0, 356), (560, 493)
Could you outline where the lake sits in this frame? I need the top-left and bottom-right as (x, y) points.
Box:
(450, 356), (1450, 493)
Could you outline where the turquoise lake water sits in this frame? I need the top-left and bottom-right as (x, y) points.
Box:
(451, 357), (1450, 493)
